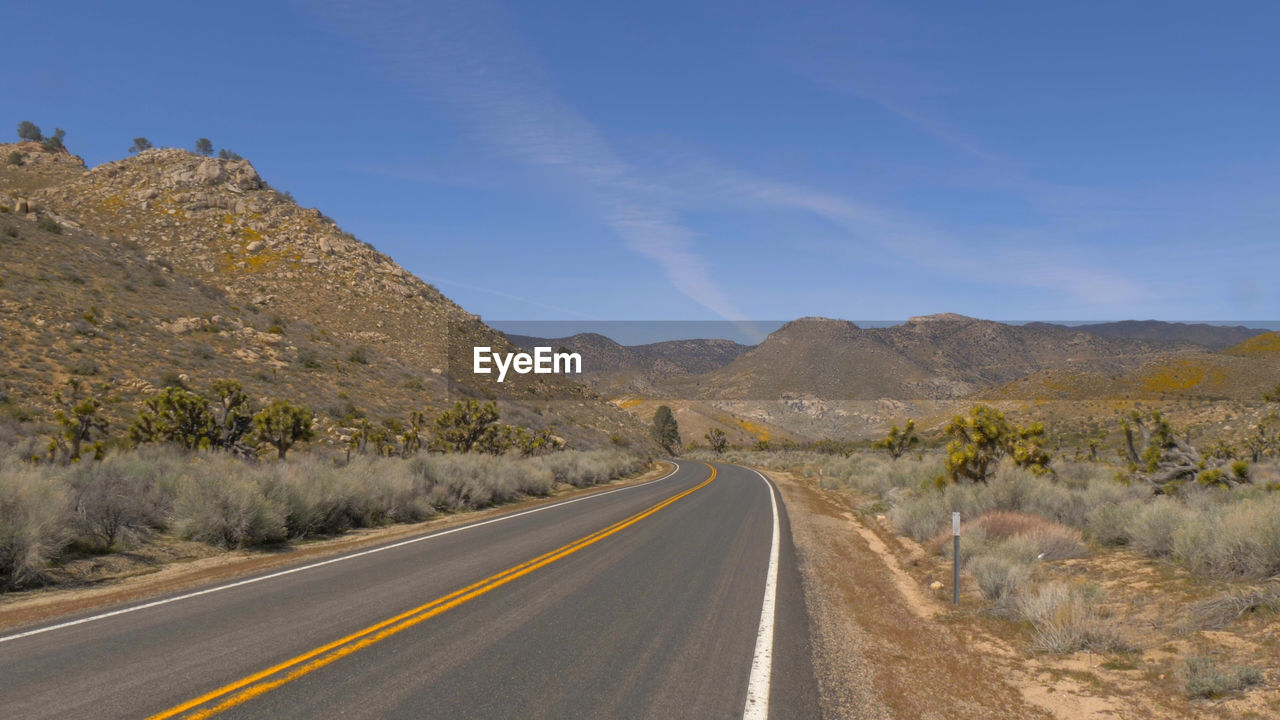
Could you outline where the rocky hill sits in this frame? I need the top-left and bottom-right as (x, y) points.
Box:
(678, 314), (1197, 402)
(0, 142), (652, 450)
(1032, 320), (1268, 350)
(505, 332), (748, 395)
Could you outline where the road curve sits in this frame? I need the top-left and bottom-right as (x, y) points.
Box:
(0, 461), (819, 719)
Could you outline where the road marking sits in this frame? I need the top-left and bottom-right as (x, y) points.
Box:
(146, 464), (717, 720)
(0, 461), (683, 645)
(743, 468), (780, 720)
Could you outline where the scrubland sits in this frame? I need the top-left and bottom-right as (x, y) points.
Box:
(705, 448), (1279, 712)
(0, 447), (646, 590)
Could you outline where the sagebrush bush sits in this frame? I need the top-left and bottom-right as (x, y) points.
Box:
(0, 462), (68, 588)
(1018, 582), (1127, 654)
(1129, 497), (1190, 558)
(1182, 655), (1263, 698)
(1173, 493), (1280, 580)
(63, 447), (185, 549)
(1086, 500), (1142, 546)
(172, 459), (286, 548)
(971, 540), (1036, 602)
(891, 492), (951, 542)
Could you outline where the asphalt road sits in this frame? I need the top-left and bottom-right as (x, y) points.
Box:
(0, 461), (820, 719)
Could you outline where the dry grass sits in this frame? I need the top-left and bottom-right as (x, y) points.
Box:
(1018, 582), (1130, 654)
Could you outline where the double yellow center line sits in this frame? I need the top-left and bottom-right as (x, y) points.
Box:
(147, 464), (717, 720)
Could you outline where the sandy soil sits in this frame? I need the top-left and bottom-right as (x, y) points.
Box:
(768, 468), (1280, 720)
(0, 461), (675, 632)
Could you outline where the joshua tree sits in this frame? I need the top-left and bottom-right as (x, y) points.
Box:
(1121, 410), (1249, 491)
(430, 398), (501, 453)
(49, 379), (109, 463)
(129, 387), (217, 451)
(873, 419), (919, 460)
(942, 405), (1051, 483)
(704, 427), (728, 454)
(253, 399), (314, 459)
(210, 380), (254, 454)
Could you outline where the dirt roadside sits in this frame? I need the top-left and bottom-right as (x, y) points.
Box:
(771, 467), (1049, 719)
(0, 461), (675, 632)
(769, 467), (1280, 720)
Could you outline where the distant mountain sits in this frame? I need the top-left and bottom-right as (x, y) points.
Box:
(988, 331), (1280, 403)
(505, 332), (749, 395)
(1031, 320), (1267, 350)
(0, 141), (652, 450)
(678, 314), (1198, 401)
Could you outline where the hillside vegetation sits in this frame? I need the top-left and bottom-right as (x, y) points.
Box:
(1, 139), (652, 451)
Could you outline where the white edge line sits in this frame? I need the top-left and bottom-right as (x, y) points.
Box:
(0, 461), (683, 644)
(743, 467), (780, 720)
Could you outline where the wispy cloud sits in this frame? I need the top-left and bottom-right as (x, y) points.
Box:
(674, 162), (1151, 309)
(308, 0), (745, 320)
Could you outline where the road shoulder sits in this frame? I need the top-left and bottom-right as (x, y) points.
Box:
(764, 467), (1051, 720)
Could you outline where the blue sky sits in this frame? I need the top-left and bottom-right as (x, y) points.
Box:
(6, 1), (1278, 325)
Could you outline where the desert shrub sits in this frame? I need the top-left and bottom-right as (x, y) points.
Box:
(1182, 655), (1263, 698)
(264, 456), (435, 536)
(1172, 493), (1280, 580)
(5, 151), (21, 166)
(0, 462), (68, 588)
(1019, 582), (1128, 654)
(536, 450), (643, 488)
(1086, 500), (1143, 546)
(261, 457), (361, 536)
(971, 538), (1037, 602)
(890, 491), (950, 542)
(355, 457), (435, 524)
(36, 217), (62, 234)
(966, 512), (1086, 560)
(1129, 497), (1191, 557)
(171, 459), (285, 547)
(65, 452), (174, 549)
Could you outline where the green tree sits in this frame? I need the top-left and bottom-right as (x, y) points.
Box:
(430, 399), (501, 453)
(873, 419), (919, 460)
(195, 138), (213, 156)
(41, 128), (66, 152)
(49, 380), (108, 463)
(129, 137), (153, 154)
(253, 400), (314, 459)
(217, 148), (243, 161)
(210, 380), (254, 454)
(651, 405), (681, 455)
(16, 121), (42, 142)
(130, 387), (217, 450)
(942, 405), (1051, 484)
(704, 427), (728, 454)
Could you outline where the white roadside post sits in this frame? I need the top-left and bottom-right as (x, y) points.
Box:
(952, 511), (961, 605)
